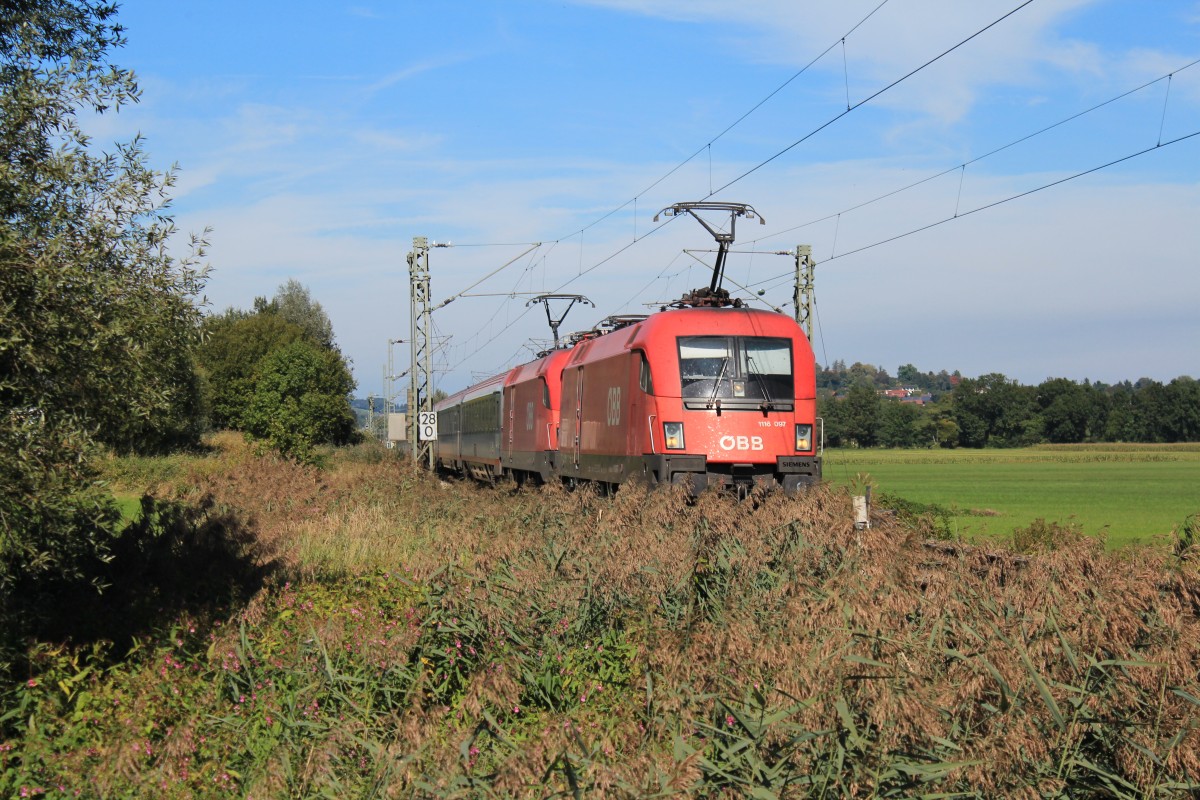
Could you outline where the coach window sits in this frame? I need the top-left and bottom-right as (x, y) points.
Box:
(638, 351), (654, 394)
(540, 376), (551, 408)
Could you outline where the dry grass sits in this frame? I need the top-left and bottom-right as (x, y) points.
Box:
(145, 437), (1200, 796)
(11, 436), (1194, 796)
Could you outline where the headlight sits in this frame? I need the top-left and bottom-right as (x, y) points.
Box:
(663, 422), (685, 450)
(795, 423), (812, 451)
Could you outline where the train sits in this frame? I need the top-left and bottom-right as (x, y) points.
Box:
(432, 304), (822, 494)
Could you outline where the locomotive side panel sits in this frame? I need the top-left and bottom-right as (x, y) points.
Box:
(559, 340), (643, 483)
(502, 348), (572, 480)
(503, 377), (551, 475)
(626, 351), (656, 472)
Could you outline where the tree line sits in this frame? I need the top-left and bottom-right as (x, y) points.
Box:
(820, 363), (1200, 448)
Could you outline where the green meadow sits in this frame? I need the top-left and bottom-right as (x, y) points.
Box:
(825, 443), (1200, 547)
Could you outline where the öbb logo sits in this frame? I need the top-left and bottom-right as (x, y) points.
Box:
(719, 435), (764, 451)
(606, 387), (621, 426)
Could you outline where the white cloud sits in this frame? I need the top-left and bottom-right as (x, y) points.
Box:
(362, 55), (475, 97)
(352, 129), (442, 153)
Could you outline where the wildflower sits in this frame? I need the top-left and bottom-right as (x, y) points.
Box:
(25, 679), (37, 688)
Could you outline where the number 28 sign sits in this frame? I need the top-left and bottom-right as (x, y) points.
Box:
(418, 411), (438, 441)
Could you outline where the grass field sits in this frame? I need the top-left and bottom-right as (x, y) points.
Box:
(824, 443), (1200, 547)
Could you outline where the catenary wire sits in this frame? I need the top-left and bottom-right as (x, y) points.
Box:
(440, 2), (1015, 377)
(742, 127), (1200, 289)
(445, 1), (1038, 379)
(707, 0), (1035, 197)
(569, 0), (1039, 325)
(550, 0), (893, 244)
(743, 56), (1200, 246)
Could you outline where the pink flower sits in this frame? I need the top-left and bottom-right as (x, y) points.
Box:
(25, 679), (37, 688)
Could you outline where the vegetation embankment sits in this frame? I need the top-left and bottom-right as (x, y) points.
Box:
(4, 437), (1200, 797)
(826, 444), (1200, 547)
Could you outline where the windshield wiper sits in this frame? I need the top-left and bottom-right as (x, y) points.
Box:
(747, 355), (774, 412)
(706, 357), (729, 411)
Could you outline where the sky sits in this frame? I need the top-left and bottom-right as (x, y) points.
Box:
(104, 0), (1200, 397)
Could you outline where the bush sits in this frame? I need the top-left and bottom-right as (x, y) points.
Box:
(241, 340), (357, 462)
(1010, 517), (1089, 553)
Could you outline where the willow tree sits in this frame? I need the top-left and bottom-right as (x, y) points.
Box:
(1, 1), (207, 593)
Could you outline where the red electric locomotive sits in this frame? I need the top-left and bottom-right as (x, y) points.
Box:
(558, 306), (821, 493)
(432, 201), (823, 493)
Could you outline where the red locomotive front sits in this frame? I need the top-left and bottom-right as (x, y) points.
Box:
(559, 306), (821, 493)
(635, 307), (821, 492)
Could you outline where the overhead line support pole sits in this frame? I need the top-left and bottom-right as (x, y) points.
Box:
(794, 245), (815, 340)
(407, 236), (434, 467)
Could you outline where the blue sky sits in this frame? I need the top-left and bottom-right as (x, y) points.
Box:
(106, 1), (1200, 396)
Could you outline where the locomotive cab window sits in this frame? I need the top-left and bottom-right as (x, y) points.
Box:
(638, 351), (654, 394)
(678, 336), (794, 410)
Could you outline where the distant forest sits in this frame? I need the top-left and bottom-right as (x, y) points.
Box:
(818, 362), (1200, 448)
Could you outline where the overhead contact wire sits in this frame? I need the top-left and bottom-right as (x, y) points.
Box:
(744, 126), (1200, 287)
(442, 2), (894, 374)
(747, 56), (1200, 245)
(585, 1), (1035, 320)
(447, 1), (1034, 374)
(708, 0), (1036, 197)
(554, 0), (892, 243)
